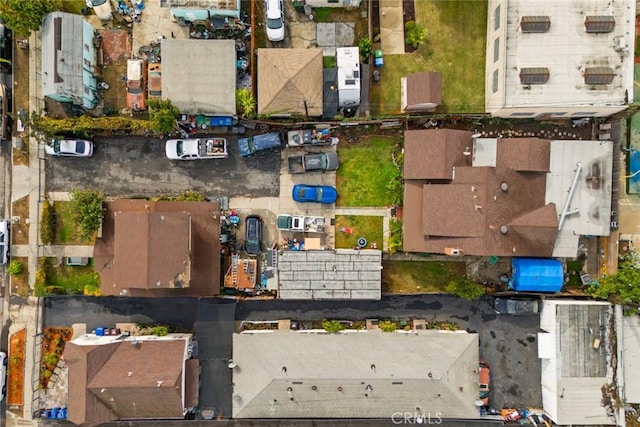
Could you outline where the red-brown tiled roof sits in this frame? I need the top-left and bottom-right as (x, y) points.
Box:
(404, 71), (442, 111)
(402, 131), (558, 256)
(403, 129), (474, 180)
(66, 338), (188, 426)
(113, 212), (191, 289)
(95, 199), (220, 297)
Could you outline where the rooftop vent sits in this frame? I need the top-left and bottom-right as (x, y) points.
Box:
(519, 67), (549, 85)
(585, 16), (615, 33)
(584, 67), (615, 85)
(500, 225), (508, 234)
(520, 16), (550, 33)
(500, 182), (509, 192)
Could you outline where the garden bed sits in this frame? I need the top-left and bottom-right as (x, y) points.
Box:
(11, 196), (29, 245)
(39, 327), (73, 390)
(52, 201), (96, 245)
(8, 329), (26, 407)
(10, 257), (29, 297)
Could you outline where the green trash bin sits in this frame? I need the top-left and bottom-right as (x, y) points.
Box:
(374, 49), (384, 68)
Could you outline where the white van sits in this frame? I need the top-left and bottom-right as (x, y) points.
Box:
(0, 220), (9, 265)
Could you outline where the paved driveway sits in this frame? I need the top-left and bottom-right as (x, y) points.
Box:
(45, 136), (281, 198)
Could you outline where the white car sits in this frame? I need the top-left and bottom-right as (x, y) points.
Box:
(265, 0), (285, 42)
(0, 221), (8, 265)
(45, 139), (94, 157)
(91, 0), (113, 21)
(0, 352), (6, 400)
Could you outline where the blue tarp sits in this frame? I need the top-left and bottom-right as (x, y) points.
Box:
(509, 258), (563, 293)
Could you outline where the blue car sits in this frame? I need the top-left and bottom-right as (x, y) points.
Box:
(292, 184), (338, 204)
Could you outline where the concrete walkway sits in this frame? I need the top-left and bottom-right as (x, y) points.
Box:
(379, 0), (405, 55)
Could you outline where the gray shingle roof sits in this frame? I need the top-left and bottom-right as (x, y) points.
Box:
(278, 249), (381, 300)
(232, 330), (480, 419)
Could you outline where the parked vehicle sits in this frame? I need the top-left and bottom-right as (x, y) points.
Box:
(478, 361), (490, 407)
(44, 139), (94, 157)
(237, 132), (282, 157)
(0, 83), (7, 140)
(244, 215), (263, 256)
(126, 59), (146, 111)
(0, 221), (9, 265)
(165, 138), (228, 160)
(0, 19), (12, 73)
(292, 184), (337, 204)
(287, 126), (338, 147)
(288, 152), (338, 173)
(147, 63), (162, 99)
(277, 214), (325, 233)
(494, 298), (540, 315)
(265, 0), (285, 42)
(66, 257), (90, 266)
(0, 352), (6, 400)
(90, 0), (113, 21)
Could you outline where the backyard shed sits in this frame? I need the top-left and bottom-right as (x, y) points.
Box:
(509, 258), (563, 293)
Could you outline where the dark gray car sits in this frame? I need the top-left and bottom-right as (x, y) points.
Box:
(244, 215), (262, 256)
(494, 298), (540, 315)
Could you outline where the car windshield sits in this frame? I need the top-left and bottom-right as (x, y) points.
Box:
(93, 0), (107, 5)
(52, 140), (61, 153)
(176, 141), (184, 156)
(267, 17), (282, 29)
(316, 187), (323, 201)
(246, 221), (258, 245)
(149, 90), (161, 97)
(128, 87), (143, 94)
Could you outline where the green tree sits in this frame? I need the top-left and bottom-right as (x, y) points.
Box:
(0, 0), (60, 37)
(148, 99), (179, 135)
(236, 88), (256, 119)
(446, 277), (486, 301)
(588, 249), (640, 304)
(358, 36), (372, 63)
(405, 21), (427, 49)
(69, 189), (105, 240)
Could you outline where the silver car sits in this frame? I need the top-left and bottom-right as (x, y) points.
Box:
(45, 139), (94, 157)
(0, 221), (8, 265)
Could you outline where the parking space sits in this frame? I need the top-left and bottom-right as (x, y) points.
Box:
(45, 136), (280, 198)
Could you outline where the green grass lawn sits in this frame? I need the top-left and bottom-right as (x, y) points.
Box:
(45, 259), (100, 295)
(382, 260), (466, 293)
(335, 216), (383, 249)
(566, 259), (585, 288)
(371, 0), (487, 115)
(52, 201), (96, 245)
(336, 136), (399, 206)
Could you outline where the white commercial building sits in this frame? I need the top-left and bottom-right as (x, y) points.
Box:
(485, 0), (635, 118)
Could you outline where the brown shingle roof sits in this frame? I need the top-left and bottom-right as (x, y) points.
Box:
(404, 71), (442, 111)
(403, 130), (558, 256)
(114, 212), (191, 289)
(403, 129), (473, 180)
(257, 48), (323, 116)
(66, 338), (188, 426)
(94, 199), (220, 297)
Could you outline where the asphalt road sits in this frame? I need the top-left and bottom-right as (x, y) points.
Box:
(44, 294), (541, 411)
(45, 136), (281, 198)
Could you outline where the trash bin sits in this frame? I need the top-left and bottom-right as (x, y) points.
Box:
(374, 50), (384, 68)
(96, 327), (106, 336)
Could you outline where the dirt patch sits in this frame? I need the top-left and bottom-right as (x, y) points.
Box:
(101, 63), (128, 115)
(98, 28), (132, 65)
(8, 329), (26, 407)
(12, 41), (30, 164)
(10, 257), (29, 297)
(402, 1), (417, 54)
(12, 138), (29, 166)
(11, 196), (29, 245)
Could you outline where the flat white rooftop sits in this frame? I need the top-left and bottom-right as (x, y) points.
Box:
(502, 0), (634, 108)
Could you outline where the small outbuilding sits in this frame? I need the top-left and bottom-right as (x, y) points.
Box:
(161, 39), (236, 116)
(401, 71), (442, 112)
(509, 258), (563, 293)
